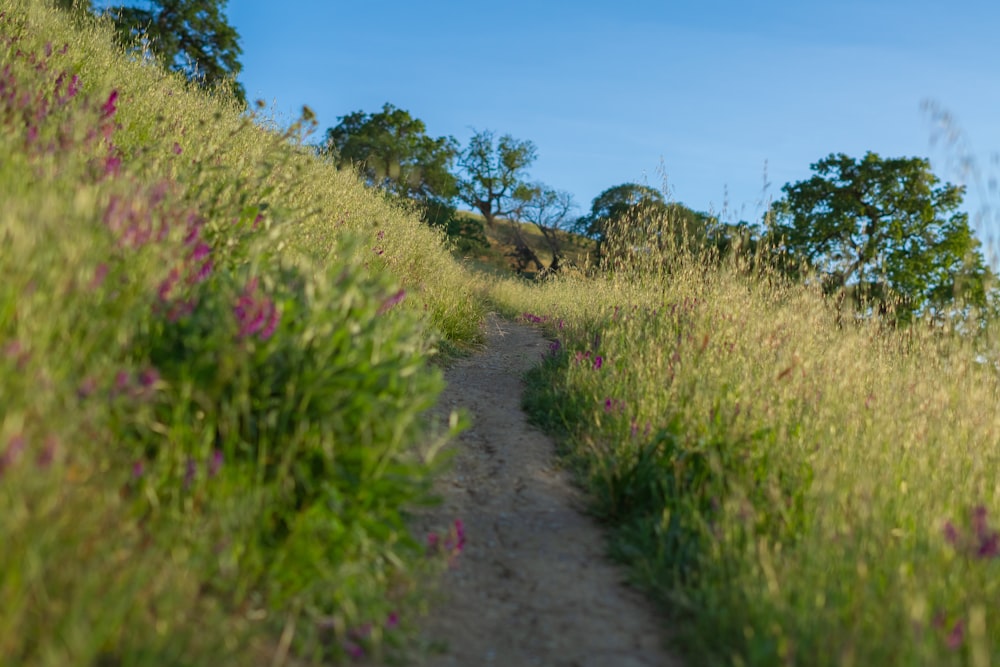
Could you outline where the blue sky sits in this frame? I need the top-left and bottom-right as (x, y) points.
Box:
(225, 1), (1000, 235)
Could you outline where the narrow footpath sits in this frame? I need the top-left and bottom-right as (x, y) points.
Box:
(403, 313), (680, 667)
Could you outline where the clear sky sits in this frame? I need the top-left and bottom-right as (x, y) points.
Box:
(225, 1), (1000, 235)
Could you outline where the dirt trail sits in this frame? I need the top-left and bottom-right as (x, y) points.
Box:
(401, 313), (680, 667)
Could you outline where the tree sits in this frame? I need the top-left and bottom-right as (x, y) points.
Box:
(456, 130), (537, 229)
(576, 183), (714, 262)
(322, 103), (459, 203)
(520, 185), (576, 273)
(576, 183), (665, 243)
(767, 152), (991, 321)
(457, 129), (549, 272)
(321, 103), (482, 249)
(102, 0), (245, 104)
(52, 0), (92, 13)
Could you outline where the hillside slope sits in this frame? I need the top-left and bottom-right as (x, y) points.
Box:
(0, 2), (483, 664)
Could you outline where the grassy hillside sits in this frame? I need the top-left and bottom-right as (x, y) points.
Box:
(488, 224), (1000, 665)
(0, 2), (480, 664)
(451, 210), (598, 278)
(8, 1), (1000, 666)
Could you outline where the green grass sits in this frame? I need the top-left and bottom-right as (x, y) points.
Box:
(490, 218), (1000, 665)
(0, 2), (481, 664)
(452, 210), (598, 277)
(8, 1), (1000, 665)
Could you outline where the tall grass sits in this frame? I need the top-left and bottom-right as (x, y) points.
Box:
(0, 2), (481, 664)
(493, 203), (1000, 665)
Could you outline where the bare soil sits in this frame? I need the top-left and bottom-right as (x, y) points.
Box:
(398, 313), (680, 667)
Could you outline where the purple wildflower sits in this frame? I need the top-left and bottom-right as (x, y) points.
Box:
(132, 460), (145, 479)
(193, 259), (213, 283)
(77, 376), (98, 399)
(172, 141), (182, 155)
(343, 642), (365, 660)
(138, 367), (160, 388)
(943, 521), (959, 546)
(260, 301), (280, 339)
(183, 220), (202, 245)
(452, 518), (466, 552)
(385, 611), (399, 630)
(191, 242), (211, 262)
(113, 370), (131, 394)
(100, 89), (118, 119)
(0, 435), (25, 474)
(549, 339), (561, 355)
(208, 449), (223, 477)
(947, 619), (964, 650)
(103, 153), (121, 177)
(36, 436), (57, 468)
(235, 278), (280, 340)
(378, 288), (406, 315)
(4, 340), (29, 370)
(90, 263), (108, 290)
(593, 356), (603, 370)
(978, 532), (999, 558)
(604, 397), (613, 412)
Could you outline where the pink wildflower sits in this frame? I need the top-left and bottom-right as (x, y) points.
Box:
(378, 289), (406, 314)
(100, 89), (118, 118)
(947, 619), (964, 650)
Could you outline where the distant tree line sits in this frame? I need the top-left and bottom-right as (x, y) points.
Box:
(323, 102), (993, 322)
(53, 0), (994, 323)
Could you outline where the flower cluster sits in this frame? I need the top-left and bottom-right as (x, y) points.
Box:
(337, 610), (402, 661)
(234, 277), (280, 340)
(519, 312), (547, 324)
(943, 505), (999, 559)
(0, 434), (60, 477)
(377, 288), (406, 315)
(572, 349), (604, 370)
(427, 518), (466, 566)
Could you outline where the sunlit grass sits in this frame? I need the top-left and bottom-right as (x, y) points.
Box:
(1, 1), (480, 664)
(493, 207), (1000, 665)
(9, 0), (1000, 664)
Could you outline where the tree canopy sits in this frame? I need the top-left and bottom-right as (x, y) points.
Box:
(519, 185), (576, 273)
(101, 0), (245, 104)
(322, 103), (459, 203)
(768, 152), (991, 321)
(456, 130), (537, 229)
(576, 183), (715, 262)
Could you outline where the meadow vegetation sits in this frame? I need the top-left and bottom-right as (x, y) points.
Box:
(1, 1), (478, 664)
(7, 1), (1000, 666)
(494, 212), (1000, 665)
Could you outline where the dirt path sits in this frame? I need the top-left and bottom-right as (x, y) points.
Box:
(401, 313), (680, 667)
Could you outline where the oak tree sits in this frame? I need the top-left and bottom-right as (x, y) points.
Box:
(768, 152), (991, 321)
(322, 103), (459, 203)
(103, 0), (245, 104)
